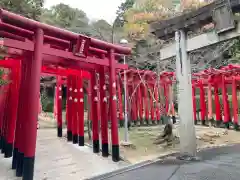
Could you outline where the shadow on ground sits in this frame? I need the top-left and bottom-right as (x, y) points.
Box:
(87, 144), (240, 180)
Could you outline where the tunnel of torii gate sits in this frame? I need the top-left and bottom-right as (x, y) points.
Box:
(118, 65), (240, 131)
(117, 68), (176, 126)
(0, 9), (131, 180)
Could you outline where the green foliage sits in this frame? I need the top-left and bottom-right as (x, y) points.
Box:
(115, 0), (135, 28)
(0, 69), (8, 86)
(0, 0), (44, 20)
(41, 89), (54, 112)
(0, 69), (5, 86)
(41, 3), (114, 41)
(41, 3), (89, 31)
(42, 97), (54, 112)
(227, 38), (240, 63)
(90, 20), (113, 42)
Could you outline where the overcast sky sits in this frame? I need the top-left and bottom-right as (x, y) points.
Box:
(44, 0), (125, 24)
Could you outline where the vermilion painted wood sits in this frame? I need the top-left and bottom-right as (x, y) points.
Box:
(143, 82), (149, 122)
(77, 73), (85, 146)
(232, 77), (239, 124)
(5, 61), (21, 157)
(150, 85), (155, 122)
(66, 76), (73, 141)
(0, 9), (131, 55)
(192, 86), (197, 122)
(222, 75), (230, 124)
(56, 76), (63, 137)
(99, 67), (109, 156)
(199, 81), (206, 122)
(108, 49), (120, 162)
(117, 77), (123, 122)
(71, 75), (78, 144)
(137, 85), (142, 122)
(91, 72), (100, 153)
(0, 39), (128, 70)
(214, 84), (222, 122)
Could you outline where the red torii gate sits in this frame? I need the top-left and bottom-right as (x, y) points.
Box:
(0, 9), (131, 180)
(191, 64), (240, 130)
(118, 69), (175, 126)
(118, 65), (240, 130)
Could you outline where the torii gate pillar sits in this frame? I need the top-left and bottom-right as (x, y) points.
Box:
(22, 28), (44, 180)
(175, 30), (197, 157)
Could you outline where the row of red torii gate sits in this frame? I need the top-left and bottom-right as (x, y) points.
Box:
(0, 8), (240, 180)
(0, 8), (131, 180)
(2, 54), (240, 180)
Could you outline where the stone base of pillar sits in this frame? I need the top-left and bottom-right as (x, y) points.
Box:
(102, 143), (109, 157)
(67, 131), (72, 141)
(1, 137), (5, 154)
(78, 136), (84, 146)
(133, 120), (137, 126)
(0, 136), (3, 150)
(234, 123), (239, 131)
(93, 139), (100, 153)
(16, 152), (24, 177)
(145, 119), (150, 125)
(112, 144), (120, 162)
(172, 116), (176, 124)
(4, 142), (13, 158)
(22, 156), (35, 180)
(57, 126), (62, 137)
(119, 120), (124, 127)
(201, 120), (206, 126)
(72, 134), (78, 144)
(12, 147), (18, 169)
(223, 122), (230, 129)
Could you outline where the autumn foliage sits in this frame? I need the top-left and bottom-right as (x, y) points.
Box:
(124, 0), (212, 40)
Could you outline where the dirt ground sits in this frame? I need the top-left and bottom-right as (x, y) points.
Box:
(38, 113), (240, 164)
(117, 125), (238, 163)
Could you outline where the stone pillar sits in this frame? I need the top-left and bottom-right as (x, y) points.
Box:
(175, 30), (196, 157)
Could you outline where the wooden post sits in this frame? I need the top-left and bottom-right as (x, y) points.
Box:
(66, 76), (73, 141)
(117, 76), (124, 127)
(108, 49), (120, 162)
(91, 71), (100, 153)
(99, 67), (109, 157)
(214, 83), (222, 126)
(56, 76), (63, 137)
(222, 75), (230, 129)
(143, 83), (149, 124)
(15, 56), (29, 177)
(207, 81), (213, 122)
(22, 28), (43, 180)
(5, 62), (21, 158)
(78, 72), (85, 146)
(192, 85), (197, 124)
(232, 77), (239, 130)
(72, 75), (78, 144)
(199, 82), (206, 125)
(12, 61), (23, 170)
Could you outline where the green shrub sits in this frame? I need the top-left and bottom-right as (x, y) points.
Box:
(41, 95), (54, 112)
